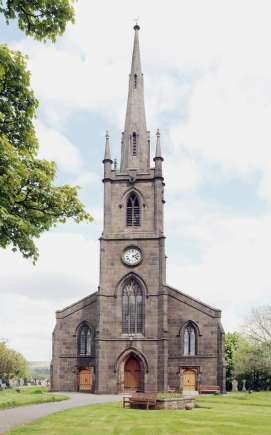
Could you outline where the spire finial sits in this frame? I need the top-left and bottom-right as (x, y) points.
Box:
(133, 17), (140, 31)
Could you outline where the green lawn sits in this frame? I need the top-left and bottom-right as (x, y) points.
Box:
(0, 386), (68, 410)
(6, 392), (271, 435)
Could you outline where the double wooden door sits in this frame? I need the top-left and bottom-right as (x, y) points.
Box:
(183, 369), (197, 391)
(124, 356), (141, 391)
(79, 368), (93, 391)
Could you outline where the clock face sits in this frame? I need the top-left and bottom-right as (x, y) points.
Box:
(122, 247), (142, 266)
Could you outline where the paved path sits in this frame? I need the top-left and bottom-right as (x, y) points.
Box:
(0, 392), (121, 433)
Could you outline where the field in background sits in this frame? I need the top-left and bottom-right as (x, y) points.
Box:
(29, 361), (50, 380)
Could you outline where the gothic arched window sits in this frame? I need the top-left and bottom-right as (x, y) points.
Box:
(183, 323), (197, 356)
(132, 132), (137, 156)
(122, 279), (143, 334)
(134, 74), (137, 89)
(127, 192), (140, 226)
(78, 325), (92, 356)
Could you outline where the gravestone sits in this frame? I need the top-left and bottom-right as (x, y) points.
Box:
(242, 379), (246, 391)
(232, 379), (238, 392)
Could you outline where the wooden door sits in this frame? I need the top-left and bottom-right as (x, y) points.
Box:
(124, 356), (141, 390)
(183, 369), (196, 391)
(79, 368), (92, 391)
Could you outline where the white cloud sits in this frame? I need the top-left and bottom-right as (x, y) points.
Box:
(36, 120), (83, 174)
(1, 294), (55, 361)
(166, 199), (271, 331)
(74, 171), (99, 188)
(164, 153), (201, 194)
(0, 231), (99, 360)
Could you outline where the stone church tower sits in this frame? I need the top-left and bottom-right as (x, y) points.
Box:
(51, 26), (225, 394)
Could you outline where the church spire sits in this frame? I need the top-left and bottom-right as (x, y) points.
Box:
(120, 25), (149, 172)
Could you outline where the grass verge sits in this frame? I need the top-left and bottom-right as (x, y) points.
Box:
(0, 386), (68, 410)
(6, 391), (271, 435)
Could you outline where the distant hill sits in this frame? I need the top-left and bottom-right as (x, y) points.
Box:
(29, 361), (50, 380)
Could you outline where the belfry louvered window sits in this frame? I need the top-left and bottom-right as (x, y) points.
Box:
(122, 279), (143, 334)
(183, 324), (197, 356)
(132, 132), (137, 156)
(79, 325), (92, 356)
(127, 192), (140, 226)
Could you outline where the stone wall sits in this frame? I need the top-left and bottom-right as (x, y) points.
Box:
(51, 293), (98, 392)
(155, 397), (194, 410)
(166, 286), (225, 392)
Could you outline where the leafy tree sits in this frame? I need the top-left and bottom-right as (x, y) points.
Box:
(0, 341), (30, 382)
(0, 45), (92, 261)
(0, 0), (76, 42)
(243, 306), (271, 347)
(234, 337), (271, 390)
(224, 332), (240, 390)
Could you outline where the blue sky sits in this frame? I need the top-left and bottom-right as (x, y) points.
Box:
(1, 0), (271, 360)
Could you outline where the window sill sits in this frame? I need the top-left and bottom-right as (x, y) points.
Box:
(78, 354), (93, 357)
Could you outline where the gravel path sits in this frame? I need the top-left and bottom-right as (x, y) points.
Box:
(0, 392), (120, 433)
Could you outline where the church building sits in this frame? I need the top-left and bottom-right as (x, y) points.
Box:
(51, 26), (225, 394)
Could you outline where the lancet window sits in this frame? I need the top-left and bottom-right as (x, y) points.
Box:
(122, 279), (143, 334)
(183, 323), (197, 356)
(127, 192), (140, 226)
(78, 324), (92, 356)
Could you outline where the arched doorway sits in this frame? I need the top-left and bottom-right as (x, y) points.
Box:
(116, 348), (148, 393)
(182, 369), (197, 391)
(124, 355), (141, 391)
(79, 368), (93, 392)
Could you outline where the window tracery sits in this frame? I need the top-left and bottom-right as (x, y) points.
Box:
(78, 325), (92, 356)
(122, 279), (143, 334)
(183, 323), (197, 356)
(127, 192), (140, 226)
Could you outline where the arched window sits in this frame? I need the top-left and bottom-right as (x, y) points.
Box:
(132, 132), (137, 156)
(122, 279), (143, 334)
(134, 74), (137, 88)
(127, 192), (140, 226)
(183, 323), (197, 356)
(78, 325), (92, 356)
